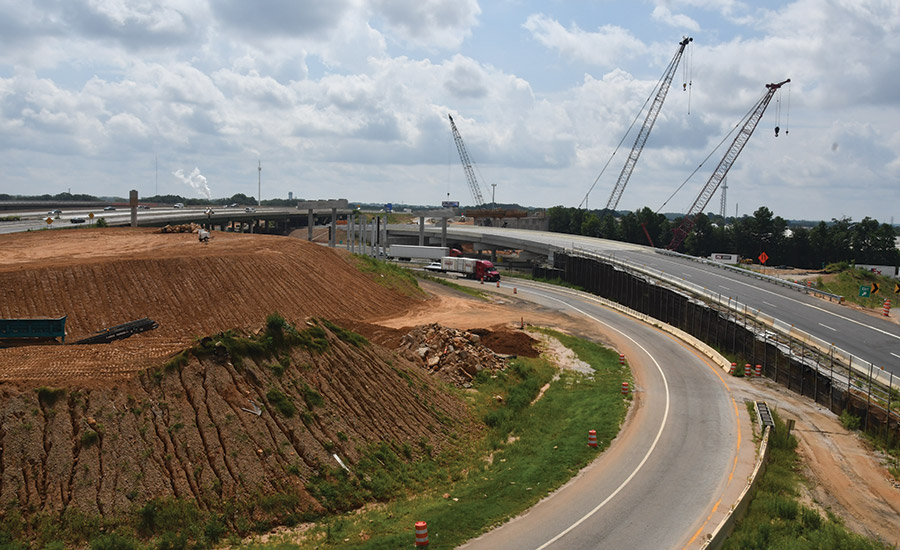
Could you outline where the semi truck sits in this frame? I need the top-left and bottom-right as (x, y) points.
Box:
(439, 256), (500, 282)
(388, 245), (460, 261)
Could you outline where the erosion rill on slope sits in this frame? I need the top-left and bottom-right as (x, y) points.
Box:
(0, 317), (477, 539)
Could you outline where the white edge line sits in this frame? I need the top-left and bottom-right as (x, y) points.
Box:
(526, 290), (671, 550)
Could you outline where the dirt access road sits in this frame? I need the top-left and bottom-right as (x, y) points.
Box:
(395, 280), (900, 547)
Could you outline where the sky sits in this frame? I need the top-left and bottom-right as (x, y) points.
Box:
(0, 0), (898, 223)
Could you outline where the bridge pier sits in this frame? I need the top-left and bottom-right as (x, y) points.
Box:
(330, 207), (337, 247)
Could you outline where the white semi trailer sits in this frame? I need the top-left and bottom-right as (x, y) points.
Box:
(388, 245), (458, 261)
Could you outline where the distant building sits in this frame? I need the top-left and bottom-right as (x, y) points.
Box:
(288, 192), (293, 200)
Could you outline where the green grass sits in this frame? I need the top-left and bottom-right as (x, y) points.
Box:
(817, 268), (897, 310)
(237, 329), (629, 549)
(722, 411), (892, 550)
(349, 255), (426, 298)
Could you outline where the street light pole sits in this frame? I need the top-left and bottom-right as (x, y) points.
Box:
(491, 183), (496, 209)
(257, 160), (262, 206)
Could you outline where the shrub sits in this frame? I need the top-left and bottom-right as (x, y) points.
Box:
(266, 390), (296, 418)
(81, 430), (99, 448)
(36, 387), (66, 407)
(840, 409), (861, 431)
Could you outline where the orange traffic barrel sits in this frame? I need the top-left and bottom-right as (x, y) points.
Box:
(755, 364), (762, 377)
(621, 381), (630, 395)
(588, 429), (598, 447)
(415, 521), (429, 547)
(744, 363), (751, 377)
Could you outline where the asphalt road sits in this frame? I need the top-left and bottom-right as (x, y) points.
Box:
(427, 226), (900, 377)
(460, 280), (748, 550)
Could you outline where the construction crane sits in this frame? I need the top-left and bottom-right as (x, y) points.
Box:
(579, 37), (693, 211)
(448, 114), (485, 207)
(667, 78), (791, 251)
(604, 37), (692, 212)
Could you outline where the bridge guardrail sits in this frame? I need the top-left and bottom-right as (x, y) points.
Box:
(655, 248), (844, 303)
(569, 245), (899, 397)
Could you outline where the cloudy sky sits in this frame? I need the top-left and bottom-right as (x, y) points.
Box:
(1, 0), (898, 223)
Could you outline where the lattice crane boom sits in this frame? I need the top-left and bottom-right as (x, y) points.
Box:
(448, 114), (485, 207)
(605, 37), (693, 212)
(667, 78), (791, 251)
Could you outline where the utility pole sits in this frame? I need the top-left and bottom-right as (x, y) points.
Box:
(257, 160), (262, 206)
(491, 183), (496, 209)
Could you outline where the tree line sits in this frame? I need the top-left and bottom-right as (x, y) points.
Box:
(547, 206), (900, 269)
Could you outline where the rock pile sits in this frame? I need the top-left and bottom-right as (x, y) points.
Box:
(398, 323), (508, 387)
(156, 222), (203, 234)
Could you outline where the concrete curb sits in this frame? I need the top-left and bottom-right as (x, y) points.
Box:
(506, 280), (771, 548)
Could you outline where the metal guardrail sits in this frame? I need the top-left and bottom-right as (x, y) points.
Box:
(655, 248), (844, 303)
(568, 245), (899, 395)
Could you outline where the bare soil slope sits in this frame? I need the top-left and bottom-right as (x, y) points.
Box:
(0, 228), (419, 382)
(0, 323), (474, 525)
(0, 229), (475, 531)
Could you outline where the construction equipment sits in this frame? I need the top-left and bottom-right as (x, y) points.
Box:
(74, 317), (159, 345)
(667, 79), (791, 251)
(580, 37), (693, 211)
(0, 316), (67, 346)
(448, 114), (486, 207)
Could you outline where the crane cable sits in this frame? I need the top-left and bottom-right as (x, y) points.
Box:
(683, 40), (693, 114)
(785, 81), (791, 135)
(578, 68), (671, 209)
(655, 87), (769, 214)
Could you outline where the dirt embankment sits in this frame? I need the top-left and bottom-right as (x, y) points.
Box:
(0, 322), (475, 525)
(0, 229), (421, 382)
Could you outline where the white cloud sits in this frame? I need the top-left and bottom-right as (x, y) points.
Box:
(0, 1), (897, 221)
(523, 14), (647, 68)
(651, 6), (701, 32)
(371, 0), (481, 50)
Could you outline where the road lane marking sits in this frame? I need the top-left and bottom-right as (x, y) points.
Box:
(652, 255), (900, 342)
(892, 353), (900, 360)
(681, 348), (740, 549)
(762, 301), (778, 308)
(819, 323), (836, 331)
(719, 285), (731, 291)
(519, 287), (671, 550)
(682, 272), (693, 278)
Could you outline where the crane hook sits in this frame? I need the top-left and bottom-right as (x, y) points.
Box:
(774, 126), (780, 137)
(683, 83), (687, 91)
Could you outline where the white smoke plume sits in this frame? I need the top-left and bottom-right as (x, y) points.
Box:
(172, 167), (211, 199)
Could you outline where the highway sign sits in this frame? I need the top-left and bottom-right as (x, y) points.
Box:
(859, 285), (871, 298)
(872, 283), (880, 295)
(894, 283), (900, 294)
(45, 217), (53, 225)
(758, 252), (769, 264)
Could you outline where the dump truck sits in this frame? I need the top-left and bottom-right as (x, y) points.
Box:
(388, 245), (460, 261)
(439, 257), (500, 282)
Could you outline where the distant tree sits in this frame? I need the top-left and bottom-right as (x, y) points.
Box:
(547, 206), (570, 234)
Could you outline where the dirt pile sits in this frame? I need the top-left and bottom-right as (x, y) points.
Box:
(0, 320), (474, 530)
(0, 228), (422, 382)
(396, 323), (512, 387)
